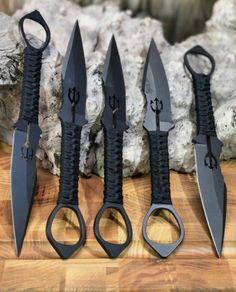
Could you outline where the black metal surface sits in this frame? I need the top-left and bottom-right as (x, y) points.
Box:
(184, 45), (226, 257)
(142, 39), (184, 258)
(10, 10), (50, 256)
(93, 36), (132, 258)
(46, 21), (87, 259)
(142, 204), (185, 258)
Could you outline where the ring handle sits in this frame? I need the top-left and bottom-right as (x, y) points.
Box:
(93, 202), (133, 258)
(184, 45), (215, 77)
(19, 10), (51, 51)
(46, 204), (86, 259)
(142, 204), (185, 258)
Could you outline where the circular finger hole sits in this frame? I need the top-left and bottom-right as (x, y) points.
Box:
(51, 208), (81, 245)
(186, 53), (213, 75)
(98, 208), (127, 244)
(21, 19), (47, 49)
(146, 209), (180, 244)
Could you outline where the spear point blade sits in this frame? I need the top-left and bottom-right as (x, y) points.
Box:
(61, 21), (87, 125)
(102, 36), (126, 130)
(142, 39), (173, 132)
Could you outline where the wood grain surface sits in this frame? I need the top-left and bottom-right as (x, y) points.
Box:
(0, 144), (236, 290)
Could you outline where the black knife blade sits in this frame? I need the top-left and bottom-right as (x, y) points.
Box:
(93, 36), (132, 258)
(142, 39), (184, 258)
(46, 21), (87, 259)
(184, 45), (227, 257)
(10, 10), (50, 256)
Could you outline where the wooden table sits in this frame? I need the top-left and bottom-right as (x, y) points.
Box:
(0, 144), (236, 290)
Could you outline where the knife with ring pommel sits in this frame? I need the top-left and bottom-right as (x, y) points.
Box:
(93, 36), (133, 258)
(142, 39), (185, 258)
(10, 10), (50, 256)
(184, 45), (227, 257)
(46, 21), (87, 259)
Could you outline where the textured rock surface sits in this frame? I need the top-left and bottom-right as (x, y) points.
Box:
(72, 0), (217, 43)
(0, 0), (235, 177)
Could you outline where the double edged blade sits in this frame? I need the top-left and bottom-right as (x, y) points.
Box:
(142, 39), (173, 132)
(102, 36), (126, 130)
(60, 20), (87, 126)
(11, 124), (41, 255)
(194, 136), (226, 256)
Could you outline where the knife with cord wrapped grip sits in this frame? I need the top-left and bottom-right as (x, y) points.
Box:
(184, 45), (227, 257)
(142, 39), (184, 258)
(46, 21), (87, 259)
(93, 36), (133, 258)
(10, 10), (50, 256)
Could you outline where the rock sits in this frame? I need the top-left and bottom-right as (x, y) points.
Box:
(2, 0), (217, 44)
(72, 0), (217, 43)
(0, 0), (235, 178)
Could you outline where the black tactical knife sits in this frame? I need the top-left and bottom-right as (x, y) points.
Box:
(93, 36), (133, 258)
(142, 40), (185, 258)
(46, 21), (87, 259)
(184, 45), (226, 257)
(10, 10), (50, 256)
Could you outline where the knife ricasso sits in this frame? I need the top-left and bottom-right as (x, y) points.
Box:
(193, 134), (223, 147)
(59, 110), (88, 127)
(14, 119), (29, 132)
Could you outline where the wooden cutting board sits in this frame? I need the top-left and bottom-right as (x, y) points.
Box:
(0, 145), (236, 290)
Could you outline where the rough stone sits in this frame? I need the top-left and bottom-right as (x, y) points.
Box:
(0, 0), (235, 177)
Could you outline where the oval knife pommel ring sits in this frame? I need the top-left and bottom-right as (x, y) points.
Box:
(184, 45), (215, 77)
(46, 204), (86, 259)
(19, 10), (51, 51)
(94, 202), (133, 258)
(142, 204), (185, 258)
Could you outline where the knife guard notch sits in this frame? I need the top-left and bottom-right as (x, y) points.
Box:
(148, 131), (172, 205)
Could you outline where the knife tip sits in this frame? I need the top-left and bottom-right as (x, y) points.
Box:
(14, 237), (24, 257)
(214, 240), (223, 258)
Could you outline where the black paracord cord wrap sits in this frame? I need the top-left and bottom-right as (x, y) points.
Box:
(58, 122), (81, 205)
(149, 131), (171, 205)
(19, 47), (42, 124)
(103, 128), (123, 204)
(193, 74), (216, 137)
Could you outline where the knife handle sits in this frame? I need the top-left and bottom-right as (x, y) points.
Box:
(148, 130), (172, 205)
(46, 121), (87, 259)
(17, 47), (42, 126)
(57, 121), (81, 205)
(93, 127), (132, 258)
(16, 10), (50, 130)
(184, 46), (216, 137)
(103, 128), (123, 204)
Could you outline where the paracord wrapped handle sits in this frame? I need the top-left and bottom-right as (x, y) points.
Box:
(148, 130), (171, 205)
(184, 45), (216, 137)
(103, 128), (123, 204)
(93, 126), (132, 258)
(57, 121), (81, 205)
(16, 10), (50, 131)
(46, 121), (86, 259)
